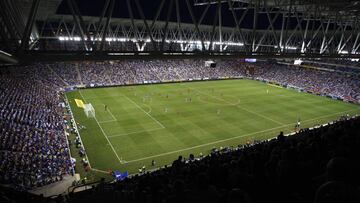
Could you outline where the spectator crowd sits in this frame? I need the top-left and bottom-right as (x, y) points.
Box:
(50, 59), (360, 103)
(251, 61), (360, 103)
(0, 66), (71, 189)
(0, 59), (359, 191)
(63, 116), (360, 203)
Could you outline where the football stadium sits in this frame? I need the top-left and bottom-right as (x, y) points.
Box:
(1, 0), (360, 202)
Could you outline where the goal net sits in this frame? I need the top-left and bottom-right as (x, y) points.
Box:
(84, 103), (95, 118)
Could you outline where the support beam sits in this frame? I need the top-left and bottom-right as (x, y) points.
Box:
(99, 0), (115, 51)
(252, 2), (258, 52)
(263, 1), (282, 52)
(227, 0), (249, 52)
(151, 0), (166, 29)
(185, 0), (205, 50)
(66, 0), (88, 50)
(320, 19), (331, 53)
(126, 0), (139, 41)
(301, 18), (310, 53)
(161, 0), (174, 51)
(352, 32), (360, 53)
(218, 1), (222, 52)
(208, 0), (220, 51)
(71, 0), (92, 45)
(134, 0), (158, 51)
(175, 0), (183, 49)
(93, 0), (111, 49)
(0, 49), (18, 64)
(18, 0), (40, 53)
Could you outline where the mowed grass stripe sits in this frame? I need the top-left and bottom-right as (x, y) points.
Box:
(66, 79), (360, 173)
(124, 108), (359, 163)
(85, 93), (162, 136)
(188, 86), (285, 125)
(79, 90), (126, 164)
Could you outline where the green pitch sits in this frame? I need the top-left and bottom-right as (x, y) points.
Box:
(66, 79), (360, 175)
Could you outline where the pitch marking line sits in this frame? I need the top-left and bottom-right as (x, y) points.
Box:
(124, 109), (358, 164)
(107, 127), (165, 138)
(92, 103), (118, 123)
(98, 120), (117, 124)
(107, 108), (117, 121)
(92, 168), (110, 174)
(189, 87), (285, 125)
(79, 90), (127, 164)
(121, 93), (166, 129)
(142, 103), (152, 114)
(65, 94), (93, 169)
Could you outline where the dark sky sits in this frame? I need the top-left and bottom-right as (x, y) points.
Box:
(57, 0), (300, 29)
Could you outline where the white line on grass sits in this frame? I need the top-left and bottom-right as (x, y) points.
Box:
(92, 168), (110, 174)
(125, 108), (358, 163)
(93, 103), (117, 123)
(189, 87), (285, 125)
(98, 119), (117, 124)
(65, 94), (93, 169)
(107, 107), (117, 121)
(142, 103), (152, 114)
(121, 93), (166, 129)
(126, 126), (282, 163)
(79, 90), (127, 164)
(107, 127), (165, 138)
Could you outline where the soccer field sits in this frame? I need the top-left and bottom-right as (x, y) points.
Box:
(66, 79), (360, 174)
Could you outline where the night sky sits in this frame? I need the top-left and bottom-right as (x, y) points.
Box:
(56, 0), (297, 29)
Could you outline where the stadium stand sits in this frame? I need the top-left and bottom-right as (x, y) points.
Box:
(0, 66), (72, 189)
(251, 62), (360, 103)
(2, 0), (359, 202)
(46, 60), (359, 103)
(62, 116), (360, 203)
(0, 60), (359, 202)
(301, 61), (360, 75)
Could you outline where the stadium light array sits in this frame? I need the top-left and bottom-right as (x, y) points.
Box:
(274, 45), (298, 50)
(57, 36), (244, 47)
(338, 50), (348, 54)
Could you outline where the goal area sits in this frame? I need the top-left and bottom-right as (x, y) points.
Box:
(84, 103), (95, 118)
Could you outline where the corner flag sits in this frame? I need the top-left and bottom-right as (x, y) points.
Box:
(75, 99), (85, 108)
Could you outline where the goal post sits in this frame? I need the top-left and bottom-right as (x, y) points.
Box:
(84, 103), (95, 118)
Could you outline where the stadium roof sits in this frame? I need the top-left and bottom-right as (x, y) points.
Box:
(1, 0), (360, 64)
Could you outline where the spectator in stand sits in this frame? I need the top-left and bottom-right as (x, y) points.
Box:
(0, 65), (71, 189)
(1, 58), (359, 191)
(55, 117), (360, 203)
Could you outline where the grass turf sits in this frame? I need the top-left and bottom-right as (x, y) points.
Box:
(66, 79), (360, 176)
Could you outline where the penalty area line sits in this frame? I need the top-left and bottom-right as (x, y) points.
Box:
(121, 93), (165, 129)
(79, 90), (126, 165)
(105, 106), (117, 121)
(92, 103), (117, 123)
